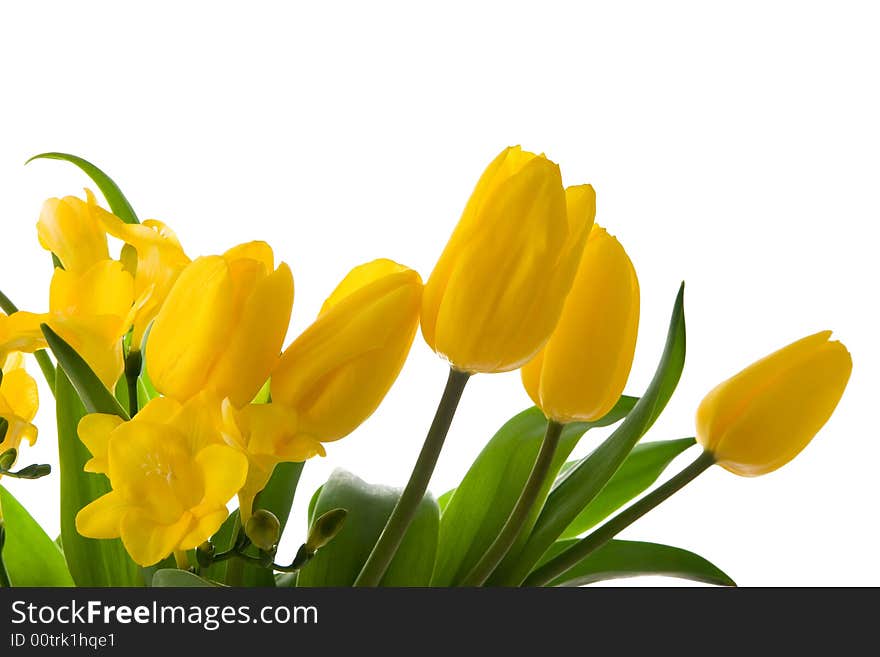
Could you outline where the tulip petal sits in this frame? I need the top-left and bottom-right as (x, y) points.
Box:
(194, 444), (248, 510)
(146, 256), (234, 401)
(0, 368), (39, 422)
(37, 193), (110, 274)
(179, 508), (229, 550)
(209, 262), (294, 407)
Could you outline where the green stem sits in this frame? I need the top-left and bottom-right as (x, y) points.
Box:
(523, 450), (715, 586)
(0, 288), (56, 396)
(459, 420), (564, 586)
(354, 367), (470, 587)
(124, 351), (142, 417)
(0, 526), (11, 587)
(225, 515), (245, 586)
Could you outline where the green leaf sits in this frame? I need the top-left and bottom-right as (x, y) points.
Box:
(152, 569), (218, 587)
(201, 512), (240, 584)
(42, 324), (128, 419)
(437, 488), (455, 513)
(55, 369), (141, 586)
(27, 152), (140, 224)
(254, 462), (304, 536)
(296, 469), (439, 587)
(307, 485), (324, 524)
(493, 283), (687, 585)
(431, 397), (636, 586)
(0, 485), (74, 586)
(558, 438), (696, 539)
(539, 539), (735, 587)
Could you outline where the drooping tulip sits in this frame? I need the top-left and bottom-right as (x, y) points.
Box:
(146, 242), (293, 408)
(421, 146), (593, 373)
(271, 258), (422, 442)
(696, 331), (852, 476)
(521, 221), (639, 423)
(76, 394), (247, 566)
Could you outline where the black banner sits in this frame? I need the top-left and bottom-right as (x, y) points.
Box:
(0, 588), (872, 653)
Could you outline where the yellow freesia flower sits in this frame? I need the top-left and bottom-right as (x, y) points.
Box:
(146, 242), (293, 408)
(37, 190), (111, 273)
(0, 261), (138, 390)
(421, 146), (593, 373)
(102, 216), (191, 349)
(696, 331), (852, 476)
(222, 401), (325, 523)
(522, 221), (639, 423)
(0, 352), (39, 472)
(271, 258), (422, 442)
(76, 394), (247, 567)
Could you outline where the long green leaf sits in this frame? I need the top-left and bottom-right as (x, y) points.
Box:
(0, 485), (74, 586)
(27, 152), (140, 224)
(41, 324), (128, 419)
(55, 370), (141, 586)
(296, 469), (439, 587)
(539, 539), (735, 587)
(152, 569), (218, 587)
(432, 397), (635, 586)
(492, 283), (687, 585)
(558, 437), (696, 539)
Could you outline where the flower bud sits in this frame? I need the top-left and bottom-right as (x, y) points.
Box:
(271, 259), (421, 442)
(521, 223), (639, 423)
(245, 509), (281, 552)
(306, 508), (347, 552)
(696, 331), (852, 476)
(0, 448), (16, 471)
(196, 541), (215, 569)
(421, 147), (594, 373)
(147, 242), (293, 407)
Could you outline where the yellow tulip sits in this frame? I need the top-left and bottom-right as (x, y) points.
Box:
(271, 258), (422, 442)
(37, 190), (111, 273)
(101, 216), (191, 349)
(521, 222), (639, 423)
(696, 331), (852, 476)
(421, 146), (593, 373)
(146, 242), (293, 408)
(76, 394), (247, 566)
(0, 352), (39, 471)
(222, 401), (325, 523)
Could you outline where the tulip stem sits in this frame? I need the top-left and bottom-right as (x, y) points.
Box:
(458, 420), (564, 587)
(523, 449), (715, 586)
(354, 367), (470, 587)
(0, 288), (56, 396)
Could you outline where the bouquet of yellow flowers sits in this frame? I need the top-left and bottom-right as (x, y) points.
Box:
(0, 148), (851, 587)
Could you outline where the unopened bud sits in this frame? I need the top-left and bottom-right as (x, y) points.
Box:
(306, 508), (347, 552)
(0, 417), (9, 442)
(0, 448), (16, 472)
(10, 463), (51, 479)
(245, 509), (281, 552)
(196, 541), (215, 568)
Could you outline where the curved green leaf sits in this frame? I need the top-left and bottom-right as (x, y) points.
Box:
(0, 485), (74, 586)
(492, 283), (686, 585)
(41, 324), (128, 419)
(297, 469), (439, 587)
(152, 569), (218, 587)
(540, 539), (735, 587)
(55, 369), (141, 586)
(559, 437), (696, 539)
(437, 488), (455, 513)
(27, 152), (139, 224)
(432, 396), (636, 586)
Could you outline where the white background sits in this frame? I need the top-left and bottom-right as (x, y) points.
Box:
(1, 2), (877, 586)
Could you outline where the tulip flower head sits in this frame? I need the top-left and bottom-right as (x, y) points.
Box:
(696, 331), (852, 476)
(271, 258), (422, 442)
(421, 146), (594, 373)
(0, 352), (39, 471)
(522, 222), (639, 423)
(147, 241), (294, 408)
(76, 394), (247, 566)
